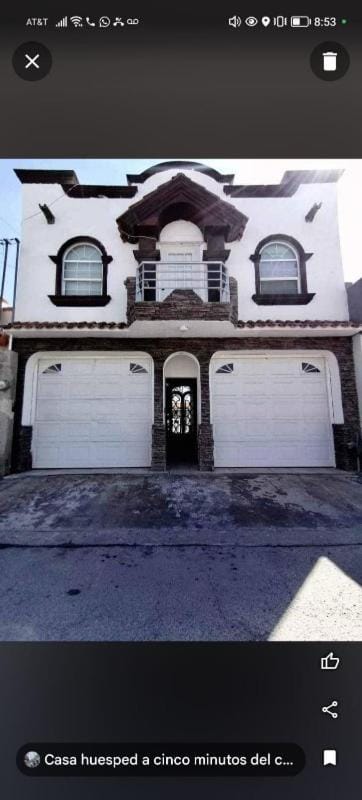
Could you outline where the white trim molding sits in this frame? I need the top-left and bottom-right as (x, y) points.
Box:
(163, 351), (201, 424)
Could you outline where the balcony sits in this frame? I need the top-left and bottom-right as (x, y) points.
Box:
(136, 261), (230, 303)
(125, 262), (237, 325)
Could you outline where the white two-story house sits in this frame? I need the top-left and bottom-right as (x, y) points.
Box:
(4, 161), (362, 472)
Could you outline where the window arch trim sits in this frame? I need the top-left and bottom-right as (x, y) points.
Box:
(250, 234), (315, 306)
(48, 236), (113, 306)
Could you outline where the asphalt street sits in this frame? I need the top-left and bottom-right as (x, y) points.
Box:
(0, 472), (361, 640)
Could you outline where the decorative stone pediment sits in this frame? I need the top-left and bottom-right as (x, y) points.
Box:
(116, 173), (248, 243)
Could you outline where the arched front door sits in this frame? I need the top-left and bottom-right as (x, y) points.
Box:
(165, 379), (198, 465)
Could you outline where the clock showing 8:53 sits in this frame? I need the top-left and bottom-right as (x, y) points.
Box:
(313, 17), (337, 26)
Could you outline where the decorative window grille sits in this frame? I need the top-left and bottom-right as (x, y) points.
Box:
(167, 385), (195, 435)
(130, 363), (148, 374)
(302, 362), (320, 374)
(216, 363), (234, 374)
(42, 363), (62, 374)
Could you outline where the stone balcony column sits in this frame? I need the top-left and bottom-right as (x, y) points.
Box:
(151, 356), (166, 470)
(198, 354), (214, 471)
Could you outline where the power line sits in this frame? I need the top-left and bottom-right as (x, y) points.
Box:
(22, 183), (159, 242)
(0, 215), (20, 237)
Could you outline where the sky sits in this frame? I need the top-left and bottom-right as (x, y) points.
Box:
(1, 158), (361, 303)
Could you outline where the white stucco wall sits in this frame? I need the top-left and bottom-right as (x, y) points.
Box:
(229, 183), (348, 320)
(14, 167), (349, 323)
(15, 184), (135, 323)
(160, 220), (204, 243)
(164, 353), (199, 378)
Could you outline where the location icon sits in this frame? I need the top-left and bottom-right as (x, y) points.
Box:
(262, 16), (271, 26)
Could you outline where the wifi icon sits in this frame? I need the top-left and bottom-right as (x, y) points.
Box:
(70, 15), (83, 27)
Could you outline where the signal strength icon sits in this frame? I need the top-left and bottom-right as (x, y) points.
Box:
(70, 15), (83, 27)
(56, 16), (68, 27)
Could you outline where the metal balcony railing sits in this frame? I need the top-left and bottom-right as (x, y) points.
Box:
(136, 261), (229, 303)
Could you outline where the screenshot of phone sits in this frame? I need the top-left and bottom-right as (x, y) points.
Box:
(0, 2), (361, 797)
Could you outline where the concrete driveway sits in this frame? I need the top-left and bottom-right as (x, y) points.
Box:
(0, 471), (361, 641)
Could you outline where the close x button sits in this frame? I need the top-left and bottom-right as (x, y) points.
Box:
(12, 42), (52, 81)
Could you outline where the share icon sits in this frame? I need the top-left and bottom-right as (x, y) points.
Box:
(322, 700), (339, 719)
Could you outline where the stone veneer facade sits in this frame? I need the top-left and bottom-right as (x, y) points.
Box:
(11, 335), (360, 473)
(124, 277), (239, 325)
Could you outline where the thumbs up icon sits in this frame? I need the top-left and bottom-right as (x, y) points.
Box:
(321, 652), (340, 670)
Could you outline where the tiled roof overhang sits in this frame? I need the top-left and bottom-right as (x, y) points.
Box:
(236, 319), (361, 328)
(3, 321), (128, 330)
(4, 320), (362, 331)
(117, 173), (248, 243)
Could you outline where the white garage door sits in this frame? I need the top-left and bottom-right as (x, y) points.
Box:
(211, 355), (335, 467)
(32, 355), (153, 468)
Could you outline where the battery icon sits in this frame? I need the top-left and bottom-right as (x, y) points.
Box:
(291, 15), (311, 27)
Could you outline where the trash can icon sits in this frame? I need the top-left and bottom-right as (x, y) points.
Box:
(323, 51), (337, 71)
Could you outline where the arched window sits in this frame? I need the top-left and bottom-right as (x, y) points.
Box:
(48, 236), (112, 306)
(259, 241), (299, 295)
(62, 243), (103, 296)
(250, 234), (314, 305)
